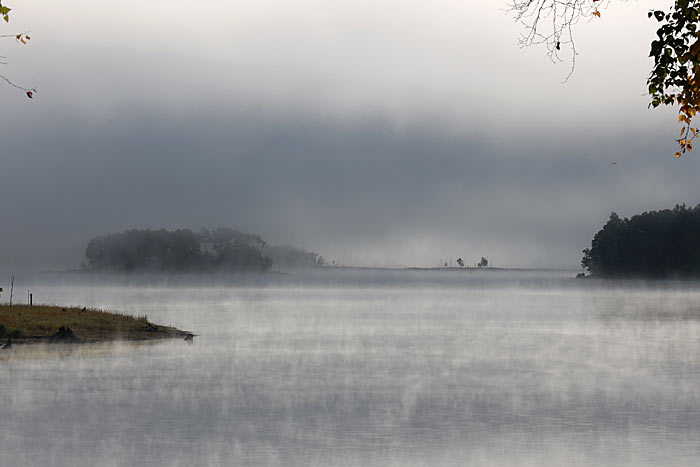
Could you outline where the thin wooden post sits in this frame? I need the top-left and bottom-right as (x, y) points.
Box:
(9, 276), (14, 308)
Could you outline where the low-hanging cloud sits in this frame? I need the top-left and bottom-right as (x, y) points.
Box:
(1, 0), (699, 271)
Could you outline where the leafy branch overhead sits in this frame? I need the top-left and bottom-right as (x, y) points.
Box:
(0, 0), (10, 23)
(647, 2), (700, 157)
(0, 0), (35, 98)
(510, 0), (700, 157)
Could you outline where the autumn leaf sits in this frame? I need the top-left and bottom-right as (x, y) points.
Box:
(26, 91), (32, 98)
(592, 11), (601, 18)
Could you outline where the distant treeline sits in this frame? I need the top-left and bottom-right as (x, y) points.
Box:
(582, 204), (700, 278)
(85, 228), (325, 272)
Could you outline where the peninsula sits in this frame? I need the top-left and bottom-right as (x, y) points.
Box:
(0, 304), (193, 345)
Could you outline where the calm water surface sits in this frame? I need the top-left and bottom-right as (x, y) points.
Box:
(2, 269), (700, 466)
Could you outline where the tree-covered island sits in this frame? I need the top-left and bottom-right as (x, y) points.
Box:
(84, 227), (325, 272)
(582, 204), (700, 278)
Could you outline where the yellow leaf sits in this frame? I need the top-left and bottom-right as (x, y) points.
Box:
(676, 152), (682, 158)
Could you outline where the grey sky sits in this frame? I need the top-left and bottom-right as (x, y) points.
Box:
(1, 0), (698, 270)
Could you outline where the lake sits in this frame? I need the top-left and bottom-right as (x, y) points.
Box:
(2, 268), (700, 467)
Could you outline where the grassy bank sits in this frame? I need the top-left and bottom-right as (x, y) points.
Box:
(0, 304), (191, 344)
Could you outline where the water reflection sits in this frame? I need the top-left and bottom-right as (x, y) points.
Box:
(1, 270), (700, 466)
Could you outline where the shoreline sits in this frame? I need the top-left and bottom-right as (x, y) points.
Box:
(0, 304), (194, 347)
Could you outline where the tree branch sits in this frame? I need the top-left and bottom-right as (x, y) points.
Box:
(507, 0), (606, 81)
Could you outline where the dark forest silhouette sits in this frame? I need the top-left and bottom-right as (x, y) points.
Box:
(582, 204), (700, 278)
(85, 228), (325, 273)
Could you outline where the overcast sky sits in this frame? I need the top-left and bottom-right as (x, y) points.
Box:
(0, 0), (698, 270)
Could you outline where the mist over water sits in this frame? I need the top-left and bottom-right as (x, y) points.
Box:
(2, 269), (700, 466)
